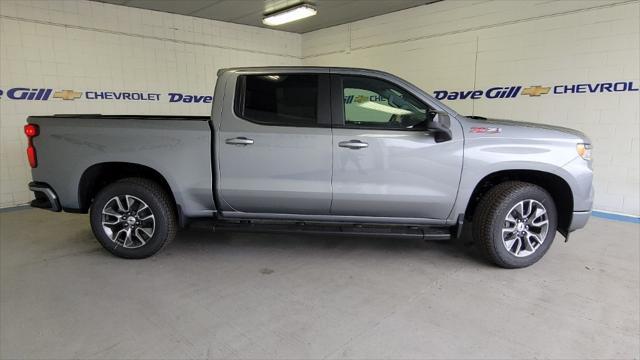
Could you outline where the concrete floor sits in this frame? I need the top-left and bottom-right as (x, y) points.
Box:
(0, 208), (638, 359)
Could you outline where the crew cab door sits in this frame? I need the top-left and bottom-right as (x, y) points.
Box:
(330, 74), (463, 219)
(217, 73), (333, 215)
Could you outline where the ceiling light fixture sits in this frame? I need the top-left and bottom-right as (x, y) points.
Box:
(262, 3), (317, 26)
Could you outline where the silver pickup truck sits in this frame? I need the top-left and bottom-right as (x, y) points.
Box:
(25, 67), (593, 268)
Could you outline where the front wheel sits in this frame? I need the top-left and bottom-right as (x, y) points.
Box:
(472, 181), (557, 268)
(90, 178), (176, 258)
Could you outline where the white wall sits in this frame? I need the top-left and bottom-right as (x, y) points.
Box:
(0, 0), (302, 208)
(303, 0), (640, 216)
(2, 0), (638, 216)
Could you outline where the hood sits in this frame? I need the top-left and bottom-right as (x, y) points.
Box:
(464, 116), (591, 143)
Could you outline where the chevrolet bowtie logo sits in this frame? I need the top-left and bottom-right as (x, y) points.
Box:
(521, 86), (551, 97)
(53, 90), (82, 100)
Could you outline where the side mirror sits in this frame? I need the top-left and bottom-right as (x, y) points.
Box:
(427, 112), (452, 142)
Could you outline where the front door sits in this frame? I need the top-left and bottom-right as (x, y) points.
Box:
(331, 75), (463, 219)
(217, 73), (333, 215)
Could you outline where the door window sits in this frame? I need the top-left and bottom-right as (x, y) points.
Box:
(341, 76), (432, 129)
(236, 74), (319, 126)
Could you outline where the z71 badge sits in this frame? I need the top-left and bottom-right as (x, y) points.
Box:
(470, 127), (502, 134)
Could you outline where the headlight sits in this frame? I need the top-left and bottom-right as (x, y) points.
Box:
(576, 143), (592, 161)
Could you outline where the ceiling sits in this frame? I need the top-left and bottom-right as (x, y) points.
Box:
(92, 0), (439, 34)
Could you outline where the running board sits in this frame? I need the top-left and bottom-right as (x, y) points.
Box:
(191, 219), (452, 241)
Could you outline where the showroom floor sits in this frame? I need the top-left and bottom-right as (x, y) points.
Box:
(1, 208), (638, 359)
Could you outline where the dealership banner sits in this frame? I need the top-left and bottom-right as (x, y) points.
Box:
(0, 80), (637, 103)
(0, 88), (213, 103)
(432, 81), (638, 100)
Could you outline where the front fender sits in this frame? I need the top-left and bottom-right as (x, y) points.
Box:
(449, 137), (592, 221)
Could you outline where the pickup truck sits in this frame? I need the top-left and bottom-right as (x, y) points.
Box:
(25, 67), (593, 268)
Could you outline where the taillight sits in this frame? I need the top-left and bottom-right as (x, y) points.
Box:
(24, 124), (39, 168)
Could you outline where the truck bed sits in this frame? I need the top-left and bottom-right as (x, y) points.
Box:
(27, 114), (215, 218)
(30, 114), (210, 121)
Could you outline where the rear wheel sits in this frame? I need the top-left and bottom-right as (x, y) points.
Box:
(90, 178), (176, 258)
(472, 181), (557, 268)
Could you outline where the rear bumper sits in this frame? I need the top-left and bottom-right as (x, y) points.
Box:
(28, 182), (61, 212)
(569, 210), (591, 232)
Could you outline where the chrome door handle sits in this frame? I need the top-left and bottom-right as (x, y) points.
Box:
(225, 137), (254, 145)
(338, 140), (369, 149)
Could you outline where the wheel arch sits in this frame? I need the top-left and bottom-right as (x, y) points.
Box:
(464, 170), (573, 235)
(78, 162), (178, 214)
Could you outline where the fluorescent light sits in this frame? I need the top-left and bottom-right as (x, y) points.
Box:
(263, 4), (317, 26)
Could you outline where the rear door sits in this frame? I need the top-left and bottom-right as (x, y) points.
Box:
(217, 73), (333, 215)
(330, 74), (463, 219)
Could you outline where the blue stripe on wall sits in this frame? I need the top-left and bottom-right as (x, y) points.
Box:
(0, 204), (31, 213)
(592, 210), (640, 224)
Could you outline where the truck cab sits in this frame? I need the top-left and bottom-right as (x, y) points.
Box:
(214, 67), (463, 223)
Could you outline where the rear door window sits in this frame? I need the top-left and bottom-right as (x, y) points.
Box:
(236, 74), (319, 126)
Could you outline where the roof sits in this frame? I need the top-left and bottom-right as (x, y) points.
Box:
(217, 66), (392, 76)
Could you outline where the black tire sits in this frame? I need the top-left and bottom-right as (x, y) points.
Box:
(472, 181), (557, 268)
(90, 178), (176, 259)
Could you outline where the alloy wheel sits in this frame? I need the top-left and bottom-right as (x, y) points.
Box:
(501, 199), (549, 257)
(101, 195), (155, 249)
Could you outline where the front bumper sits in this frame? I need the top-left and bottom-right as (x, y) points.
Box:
(569, 210), (591, 232)
(28, 182), (61, 212)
